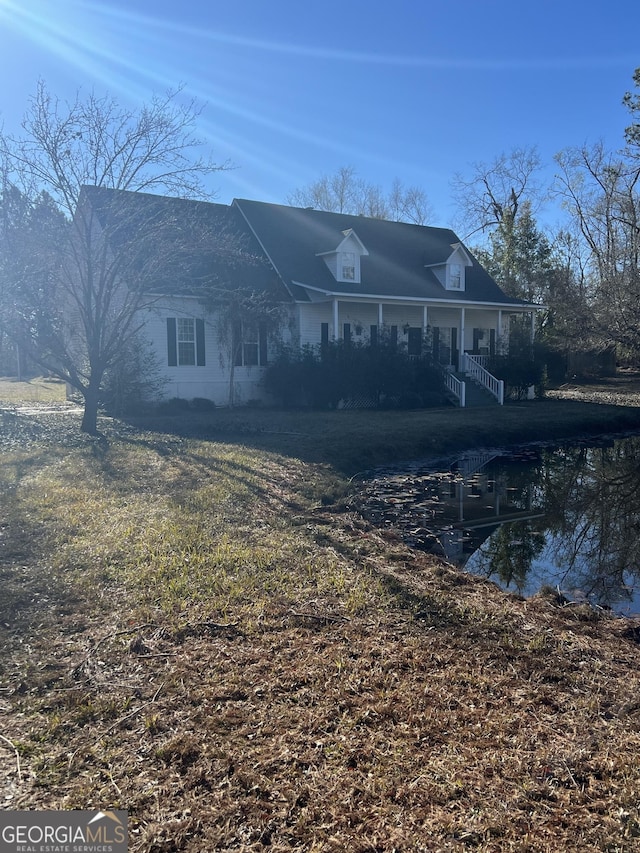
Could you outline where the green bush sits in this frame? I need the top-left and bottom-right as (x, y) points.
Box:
(264, 337), (446, 410)
(190, 397), (216, 411)
(488, 321), (546, 400)
(156, 397), (191, 414)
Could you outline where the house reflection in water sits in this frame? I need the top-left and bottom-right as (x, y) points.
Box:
(357, 448), (546, 568)
(357, 436), (640, 615)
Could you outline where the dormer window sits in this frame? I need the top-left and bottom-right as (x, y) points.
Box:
(449, 263), (462, 290)
(341, 252), (356, 281)
(426, 243), (471, 292)
(317, 229), (368, 285)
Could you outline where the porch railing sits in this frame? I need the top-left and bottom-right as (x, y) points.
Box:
(468, 354), (489, 369)
(463, 354), (504, 404)
(444, 370), (466, 408)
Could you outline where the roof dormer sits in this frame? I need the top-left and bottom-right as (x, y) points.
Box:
(426, 242), (473, 292)
(317, 229), (369, 284)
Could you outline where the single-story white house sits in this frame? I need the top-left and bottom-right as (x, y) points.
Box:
(76, 186), (542, 407)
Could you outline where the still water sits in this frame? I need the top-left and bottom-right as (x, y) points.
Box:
(356, 434), (640, 615)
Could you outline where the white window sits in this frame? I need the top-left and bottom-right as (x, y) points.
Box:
(341, 251), (356, 281)
(449, 263), (462, 290)
(243, 326), (259, 366)
(233, 322), (268, 367)
(167, 317), (205, 367)
(177, 318), (196, 365)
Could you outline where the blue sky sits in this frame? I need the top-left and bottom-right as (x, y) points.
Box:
(0, 0), (638, 231)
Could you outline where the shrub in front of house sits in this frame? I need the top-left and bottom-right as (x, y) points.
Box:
(155, 397), (192, 414)
(488, 321), (546, 400)
(264, 340), (446, 409)
(101, 339), (168, 416)
(190, 397), (216, 411)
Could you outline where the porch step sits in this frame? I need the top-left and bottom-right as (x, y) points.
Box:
(451, 373), (500, 407)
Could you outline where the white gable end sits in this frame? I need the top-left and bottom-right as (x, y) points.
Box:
(317, 229), (369, 284)
(427, 243), (473, 291)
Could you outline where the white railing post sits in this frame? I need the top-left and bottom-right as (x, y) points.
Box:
(443, 370), (466, 407)
(465, 354), (504, 405)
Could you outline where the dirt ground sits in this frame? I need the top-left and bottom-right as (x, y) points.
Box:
(547, 367), (640, 406)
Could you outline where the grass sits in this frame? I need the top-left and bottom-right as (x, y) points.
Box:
(0, 375), (67, 404)
(2, 378), (640, 850)
(129, 397), (640, 477)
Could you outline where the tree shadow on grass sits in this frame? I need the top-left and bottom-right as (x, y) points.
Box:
(0, 442), (96, 674)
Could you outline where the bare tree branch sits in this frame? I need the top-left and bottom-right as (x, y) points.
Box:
(286, 166), (434, 224)
(451, 146), (543, 239)
(0, 84), (231, 432)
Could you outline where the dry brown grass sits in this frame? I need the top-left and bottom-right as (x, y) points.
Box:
(5, 531), (640, 851)
(2, 380), (640, 851)
(0, 376), (67, 405)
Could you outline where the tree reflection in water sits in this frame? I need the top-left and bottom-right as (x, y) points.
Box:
(536, 439), (640, 611)
(357, 436), (640, 614)
(471, 521), (546, 592)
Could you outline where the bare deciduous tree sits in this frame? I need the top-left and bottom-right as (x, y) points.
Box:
(388, 179), (433, 226)
(287, 166), (434, 224)
(0, 82), (230, 433)
(554, 141), (640, 357)
(451, 146), (543, 240)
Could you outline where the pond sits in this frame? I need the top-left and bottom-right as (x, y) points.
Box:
(355, 434), (640, 615)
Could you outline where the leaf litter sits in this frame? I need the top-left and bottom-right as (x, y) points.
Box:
(1, 401), (640, 851)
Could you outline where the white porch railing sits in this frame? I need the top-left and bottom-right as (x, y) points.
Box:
(463, 354), (504, 404)
(458, 452), (500, 478)
(444, 370), (466, 408)
(468, 354), (489, 369)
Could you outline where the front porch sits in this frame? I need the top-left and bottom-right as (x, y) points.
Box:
(300, 298), (538, 407)
(314, 299), (535, 364)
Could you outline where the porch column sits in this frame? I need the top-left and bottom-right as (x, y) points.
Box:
(459, 307), (466, 372)
(498, 310), (503, 345)
(332, 298), (339, 341)
(378, 303), (384, 326)
(527, 311), (537, 400)
(422, 305), (428, 333)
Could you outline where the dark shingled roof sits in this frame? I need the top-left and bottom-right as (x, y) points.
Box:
(234, 199), (528, 307)
(77, 185), (288, 300)
(78, 187), (529, 309)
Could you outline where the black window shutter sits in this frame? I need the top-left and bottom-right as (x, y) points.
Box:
(320, 322), (329, 360)
(259, 323), (268, 366)
(167, 318), (177, 366)
(343, 323), (351, 344)
(473, 328), (480, 351)
(370, 325), (378, 347)
(390, 325), (398, 348)
(408, 327), (422, 356)
(196, 319), (206, 366)
(432, 327), (440, 360)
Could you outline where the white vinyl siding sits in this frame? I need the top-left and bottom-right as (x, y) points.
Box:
(144, 298), (273, 406)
